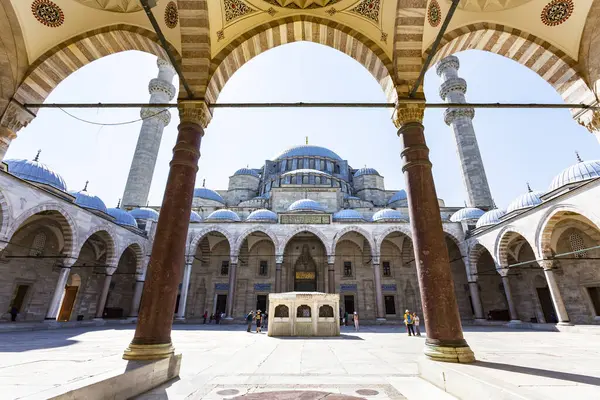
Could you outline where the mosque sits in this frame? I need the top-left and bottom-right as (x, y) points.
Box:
(1, 55), (600, 327)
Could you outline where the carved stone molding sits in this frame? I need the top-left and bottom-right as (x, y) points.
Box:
(393, 103), (425, 128)
(178, 101), (212, 128)
(149, 78), (176, 100)
(579, 109), (600, 134)
(439, 77), (467, 100)
(140, 107), (172, 125)
(436, 55), (460, 76)
(444, 107), (475, 125)
(0, 100), (34, 134)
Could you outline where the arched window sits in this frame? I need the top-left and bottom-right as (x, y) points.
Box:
(292, 176), (297, 184)
(309, 158), (315, 169)
(29, 232), (47, 256)
(569, 232), (588, 258)
(287, 159), (293, 170)
(309, 175), (315, 184)
(315, 176), (321, 185)
(302, 175), (309, 184)
(297, 305), (311, 317)
(319, 305), (334, 317)
(334, 164), (340, 174)
(275, 304), (289, 318)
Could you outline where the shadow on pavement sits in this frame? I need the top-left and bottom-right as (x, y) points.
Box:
(475, 360), (600, 386)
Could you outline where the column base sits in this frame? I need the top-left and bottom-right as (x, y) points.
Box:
(473, 318), (487, 323)
(175, 316), (185, 321)
(122, 342), (175, 361)
(375, 318), (387, 325)
(557, 321), (573, 326)
(507, 320), (522, 326)
(424, 341), (475, 364)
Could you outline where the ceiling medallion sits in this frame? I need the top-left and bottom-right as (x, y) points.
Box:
(164, 1), (178, 28)
(352, 0), (381, 23)
(71, 0), (143, 13)
(428, 0), (441, 27)
(263, 0), (340, 9)
(541, 0), (573, 26)
(31, 0), (64, 28)
(224, 0), (255, 22)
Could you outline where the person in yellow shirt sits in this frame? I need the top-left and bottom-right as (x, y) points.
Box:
(403, 309), (415, 336)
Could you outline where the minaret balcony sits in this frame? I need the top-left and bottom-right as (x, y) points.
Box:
(444, 107), (474, 125)
(439, 77), (467, 101)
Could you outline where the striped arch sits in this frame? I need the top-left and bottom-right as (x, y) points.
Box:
(13, 24), (179, 112)
(0, 188), (12, 240)
(468, 241), (496, 278)
(233, 226), (279, 256)
(427, 23), (595, 108)
(277, 225), (331, 256)
(206, 16), (397, 104)
(177, 0), (210, 96)
(495, 225), (537, 268)
(374, 225), (413, 251)
(330, 226), (376, 259)
(6, 202), (78, 262)
(187, 226), (236, 256)
(76, 226), (119, 273)
(118, 241), (145, 274)
(536, 205), (600, 259)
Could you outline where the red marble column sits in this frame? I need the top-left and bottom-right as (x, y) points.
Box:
(123, 103), (207, 360)
(275, 262), (283, 293)
(395, 105), (474, 363)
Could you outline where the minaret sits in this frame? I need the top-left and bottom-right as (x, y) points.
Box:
(122, 58), (176, 209)
(436, 55), (493, 210)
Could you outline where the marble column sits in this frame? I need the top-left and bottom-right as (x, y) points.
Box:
(541, 261), (570, 324)
(123, 102), (209, 361)
(372, 262), (385, 320)
(176, 260), (193, 320)
(128, 278), (145, 318)
(45, 264), (72, 320)
(94, 274), (112, 319)
(393, 104), (475, 363)
(468, 281), (485, 320)
(275, 261), (283, 293)
(0, 100), (34, 160)
(327, 255), (335, 294)
(225, 259), (238, 318)
(500, 273), (520, 322)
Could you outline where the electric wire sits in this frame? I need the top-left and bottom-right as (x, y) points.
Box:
(58, 107), (169, 126)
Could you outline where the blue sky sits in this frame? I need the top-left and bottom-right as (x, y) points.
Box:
(6, 42), (598, 209)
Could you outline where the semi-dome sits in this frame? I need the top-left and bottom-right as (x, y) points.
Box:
(130, 207), (159, 221)
(476, 209), (507, 228)
(388, 190), (408, 204)
(507, 187), (544, 213)
(333, 209), (364, 221)
(71, 189), (108, 213)
(233, 168), (259, 178)
(273, 145), (342, 161)
(247, 209), (278, 222)
(353, 167), (380, 177)
(288, 199), (326, 212)
(6, 158), (67, 191)
(372, 208), (406, 222)
(193, 187), (225, 204)
(450, 207), (485, 222)
(190, 211), (202, 223)
(206, 209), (241, 222)
(108, 207), (138, 228)
(549, 158), (600, 191)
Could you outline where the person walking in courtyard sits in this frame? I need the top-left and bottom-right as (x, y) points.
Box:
(413, 312), (421, 336)
(404, 310), (415, 336)
(246, 310), (254, 332)
(255, 310), (262, 333)
(344, 310), (349, 326)
(263, 312), (268, 330)
(203, 310), (208, 324)
(215, 311), (221, 325)
(9, 306), (18, 322)
(353, 311), (359, 331)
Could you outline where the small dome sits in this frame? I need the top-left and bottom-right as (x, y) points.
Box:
(372, 208), (406, 222)
(476, 209), (507, 229)
(273, 145), (342, 161)
(333, 209), (364, 221)
(71, 189), (108, 213)
(108, 208), (138, 228)
(193, 187), (225, 204)
(247, 209), (278, 222)
(6, 158), (67, 191)
(288, 199), (326, 212)
(388, 190), (408, 205)
(190, 211), (202, 223)
(206, 209), (241, 222)
(353, 167), (380, 177)
(233, 168), (259, 178)
(130, 207), (159, 221)
(507, 189), (544, 213)
(549, 159), (600, 191)
(450, 207), (485, 222)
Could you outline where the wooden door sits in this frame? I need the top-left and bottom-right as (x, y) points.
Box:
(57, 286), (78, 322)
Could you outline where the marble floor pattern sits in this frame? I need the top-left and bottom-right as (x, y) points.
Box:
(1, 324), (600, 399)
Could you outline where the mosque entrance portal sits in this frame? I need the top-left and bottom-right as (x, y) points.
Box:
(294, 244), (317, 292)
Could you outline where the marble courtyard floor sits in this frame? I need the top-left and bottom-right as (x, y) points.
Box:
(1, 325), (600, 399)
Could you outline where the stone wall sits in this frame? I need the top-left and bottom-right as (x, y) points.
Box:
(270, 188), (340, 213)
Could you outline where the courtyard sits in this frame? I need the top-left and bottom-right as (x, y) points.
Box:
(1, 324), (600, 399)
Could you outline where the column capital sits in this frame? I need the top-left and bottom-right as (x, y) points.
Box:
(327, 255), (336, 264)
(393, 103), (425, 129)
(230, 255), (239, 265)
(0, 100), (34, 134)
(539, 260), (554, 270)
(178, 101), (212, 128)
(498, 267), (510, 277)
(275, 254), (284, 264)
(578, 108), (600, 133)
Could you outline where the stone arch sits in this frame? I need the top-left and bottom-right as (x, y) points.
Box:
(0, 188), (12, 240)
(427, 22), (595, 108)
(206, 16), (397, 104)
(374, 225), (412, 254)
(76, 226), (119, 272)
(444, 230), (467, 259)
(233, 226), (279, 256)
(13, 24), (179, 112)
(0, 0), (27, 120)
(330, 226), (376, 259)
(495, 226), (537, 268)
(116, 241), (145, 275)
(468, 242), (496, 277)
(187, 226), (236, 256)
(6, 202), (78, 261)
(277, 225), (331, 256)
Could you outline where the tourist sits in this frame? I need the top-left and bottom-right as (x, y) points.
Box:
(353, 311), (359, 331)
(215, 311), (221, 324)
(255, 310), (262, 333)
(210, 313), (215, 323)
(404, 310), (415, 336)
(246, 310), (254, 332)
(263, 312), (268, 330)
(203, 310), (208, 324)
(344, 310), (349, 326)
(9, 306), (18, 322)
(413, 312), (421, 336)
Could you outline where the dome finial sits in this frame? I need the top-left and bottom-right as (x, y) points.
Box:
(33, 149), (41, 162)
(526, 182), (532, 193)
(117, 198), (121, 208)
(305, 136), (308, 145)
(202, 178), (206, 188)
(82, 180), (89, 192)
(576, 151), (583, 162)
(464, 200), (467, 208)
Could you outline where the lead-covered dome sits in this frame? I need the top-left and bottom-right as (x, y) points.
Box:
(450, 207), (485, 222)
(6, 158), (67, 191)
(71, 189), (108, 213)
(388, 190), (407, 205)
(333, 209), (364, 222)
(507, 187), (544, 213)
(233, 168), (259, 178)
(274, 145), (342, 161)
(476, 209), (506, 228)
(190, 211), (202, 223)
(193, 187), (225, 204)
(372, 209), (406, 222)
(247, 209), (278, 222)
(108, 207), (138, 228)
(353, 167), (380, 177)
(549, 158), (600, 191)
(288, 199), (326, 212)
(130, 207), (159, 221)
(206, 209), (241, 222)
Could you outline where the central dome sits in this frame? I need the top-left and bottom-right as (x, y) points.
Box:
(274, 145), (342, 161)
(264, 0), (340, 9)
